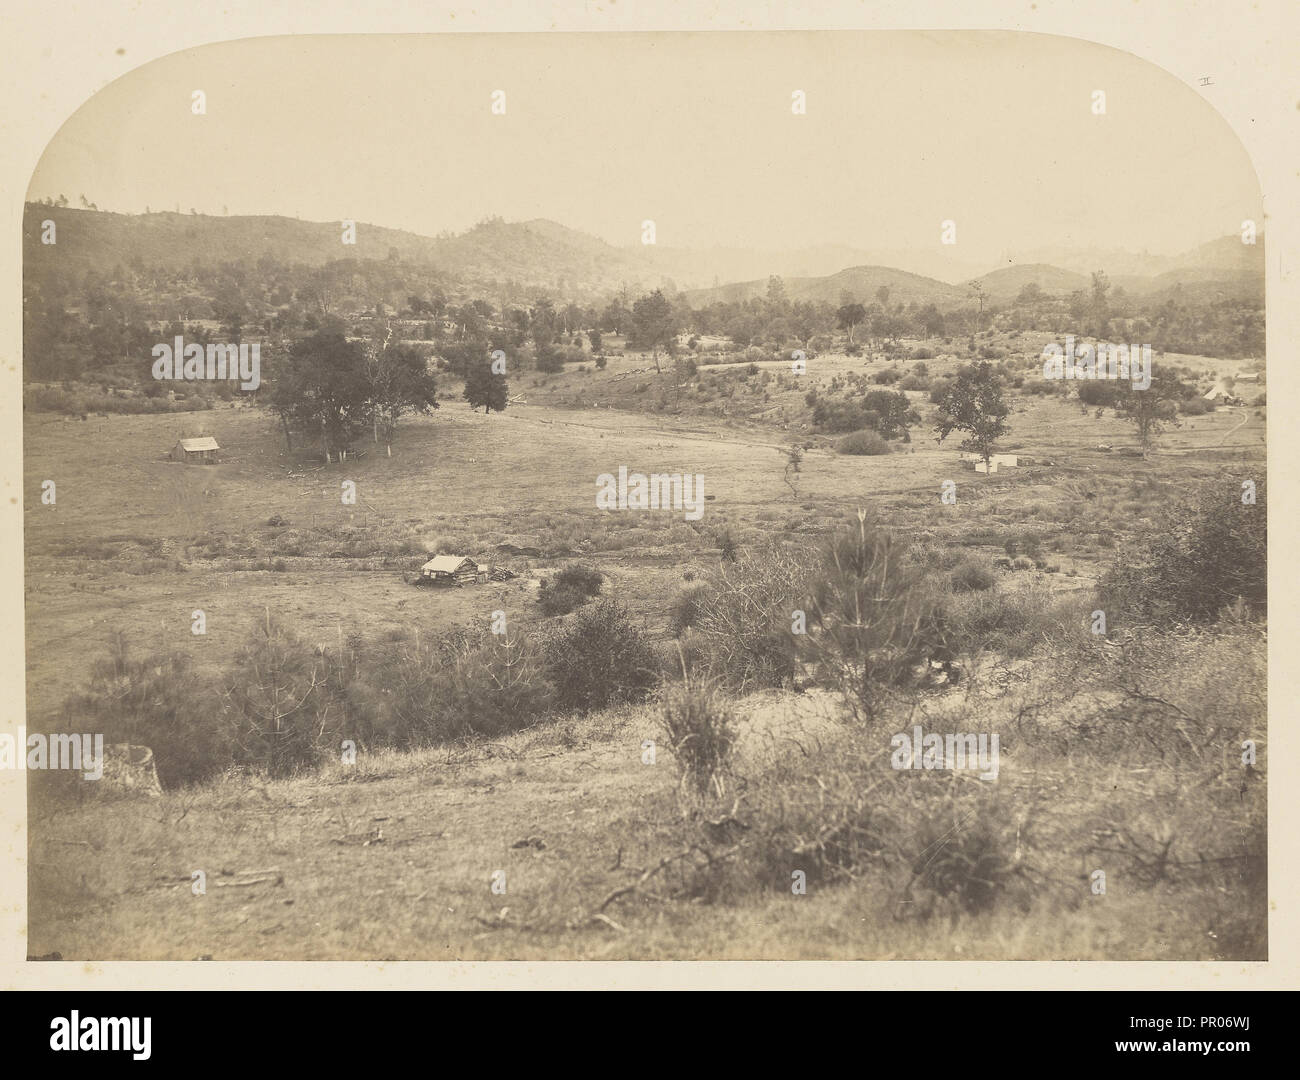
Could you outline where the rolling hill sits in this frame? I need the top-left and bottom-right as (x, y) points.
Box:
(971, 263), (1091, 302)
(683, 265), (967, 308)
(22, 206), (681, 297)
(24, 203), (1264, 309)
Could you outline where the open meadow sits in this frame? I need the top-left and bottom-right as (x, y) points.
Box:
(24, 339), (1268, 960)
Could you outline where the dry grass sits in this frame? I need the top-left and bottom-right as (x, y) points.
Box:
(24, 340), (1267, 960)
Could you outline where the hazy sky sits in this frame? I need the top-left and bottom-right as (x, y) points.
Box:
(28, 31), (1261, 265)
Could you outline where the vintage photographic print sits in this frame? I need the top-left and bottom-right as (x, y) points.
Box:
(19, 30), (1266, 962)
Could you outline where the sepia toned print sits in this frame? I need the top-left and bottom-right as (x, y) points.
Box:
(20, 31), (1264, 961)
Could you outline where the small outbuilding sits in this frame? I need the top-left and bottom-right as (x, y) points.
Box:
(419, 555), (479, 585)
(170, 436), (220, 464)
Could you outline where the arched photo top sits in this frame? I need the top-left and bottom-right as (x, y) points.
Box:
(25, 30), (1262, 279)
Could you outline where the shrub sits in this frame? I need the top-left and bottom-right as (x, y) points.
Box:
(837, 429), (890, 456)
(534, 346), (564, 373)
(223, 616), (349, 778)
(555, 563), (603, 594)
(58, 634), (228, 789)
(669, 627), (714, 680)
(1003, 532), (1042, 561)
(538, 582), (587, 616)
(659, 678), (737, 798)
(908, 542), (965, 572)
(670, 583), (708, 636)
(717, 527), (738, 562)
(949, 556), (996, 592)
(594, 354), (607, 370)
(389, 631), (553, 742)
(945, 580), (1084, 658)
(543, 599), (658, 712)
(801, 513), (946, 725)
(687, 543), (806, 690)
(904, 791), (1025, 915)
(812, 397), (873, 433)
(538, 564), (603, 616)
(1077, 380), (1121, 407)
(1099, 476), (1267, 625)
(1179, 396), (1210, 416)
(874, 367), (902, 385)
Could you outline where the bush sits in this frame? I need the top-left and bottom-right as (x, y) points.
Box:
(221, 616), (365, 778)
(812, 397), (873, 433)
(874, 367), (902, 385)
(801, 513), (946, 724)
(929, 378), (952, 404)
(543, 599), (658, 712)
(1077, 380), (1121, 407)
(538, 563), (604, 616)
(58, 634), (228, 789)
(1099, 476), (1267, 625)
(555, 563), (603, 593)
(670, 583), (708, 636)
(905, 792), (1025, 914)
(534, 346), (565, 373)
(1179, 396), (1209, 416)
(945, 580), (1085, 658)
(949, 556), (996, 592)
(717, 527), (738, 562)
(1003, 532), (1042, 561)
(659, 678), (737, 798)
(389, 631), (553, 742)
(538, 582), (588, 616)
(837, 429), (890, 456)
(594, 354), (607, 370)
(687, 543), (806, 690)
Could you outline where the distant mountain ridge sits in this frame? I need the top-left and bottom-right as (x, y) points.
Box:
(23, 204), (1262, 306)
(683, 265), (968, 307)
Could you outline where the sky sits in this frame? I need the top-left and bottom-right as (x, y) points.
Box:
(27, 31), (1262, 268)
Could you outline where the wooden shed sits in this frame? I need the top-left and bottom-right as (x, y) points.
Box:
(419, 555), (479, 585)
(170, 436), (220, 464)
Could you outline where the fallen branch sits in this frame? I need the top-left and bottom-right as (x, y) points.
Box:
(597, 847), (698, 912)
